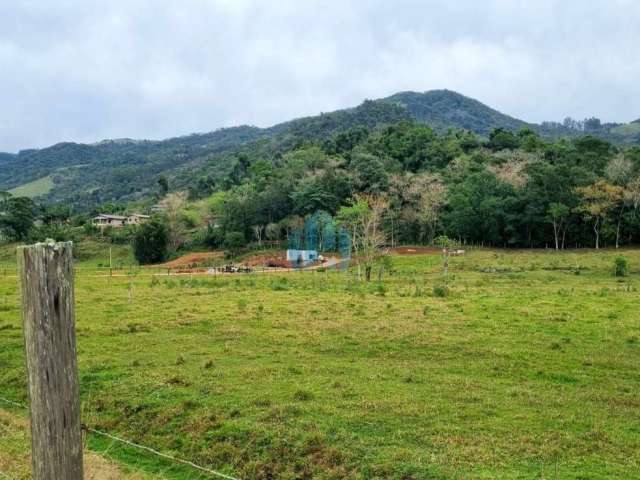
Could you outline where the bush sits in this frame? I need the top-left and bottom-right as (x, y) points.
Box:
(224, 231), (245, 258)
(27, 224), (80, 243)
(133, 219), (168, 264)
(203, 224), (224, 248)
(105, 225), (137, 244)
(613, 256), (629, 277)
(432, 284), (449, 297)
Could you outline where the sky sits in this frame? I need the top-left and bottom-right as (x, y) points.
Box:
(1, 0), (640, 152)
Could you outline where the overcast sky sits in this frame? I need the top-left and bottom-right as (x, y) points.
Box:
(1, 0), (639, 152)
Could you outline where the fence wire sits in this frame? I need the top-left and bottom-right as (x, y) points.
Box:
(0, 396), (240, 480)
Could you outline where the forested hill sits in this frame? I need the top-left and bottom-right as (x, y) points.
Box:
(1, 89), (639, 208)
(383, 90), (530, 135)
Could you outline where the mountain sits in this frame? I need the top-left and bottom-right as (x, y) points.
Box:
(383, 90), (530, 135)
(0, 89), (638, 208)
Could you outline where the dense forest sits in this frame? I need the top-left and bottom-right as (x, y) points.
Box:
(3, 116), (640, 254)
(182, 123), (640, 250)
(2, 90), (640, 210)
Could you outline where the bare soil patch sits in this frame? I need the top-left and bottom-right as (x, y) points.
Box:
(242, 250), (293, 268)
(156, 251), (222, 268)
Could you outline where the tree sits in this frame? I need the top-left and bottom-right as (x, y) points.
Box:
(0, 195), (36, 240)
(337, 194), (388, 281)
(351, 151), (389, 193)
(445, 171), (517, 247)
(488, 128), (520, 151)
(336, 197), (369, 262)
(606, 155), (635, 248)
(203, 223), (224, 249)
(157, 175), (169, 197)
(41, 204), (72, 226)
(416, 176), (447, 244)
(251, 225), (264, 246)
(160, 192), (188, 252)
(290, 176), (342, 215)
(547, 203), (570, 250)
(265, 222), (281, 242)
(435, 235), (457, 278)
(575, 180), (624, 249)
(605, 154), (634, 186)
(224, 231), (245, 258)
(133, 219), (168, 264)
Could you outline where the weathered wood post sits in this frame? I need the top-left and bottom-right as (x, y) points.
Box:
(18, 241), (83, 480)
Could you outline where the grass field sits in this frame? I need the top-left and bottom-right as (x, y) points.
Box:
(7, 176), (54, 198)
(1, 248), (640, 479)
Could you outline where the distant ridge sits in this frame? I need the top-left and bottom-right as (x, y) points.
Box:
(1, 89), (639, 207)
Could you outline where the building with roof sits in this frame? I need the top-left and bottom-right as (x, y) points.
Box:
(92, 213), (150, 228)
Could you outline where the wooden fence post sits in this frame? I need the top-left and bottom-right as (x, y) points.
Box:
(18, 241), (83, 480)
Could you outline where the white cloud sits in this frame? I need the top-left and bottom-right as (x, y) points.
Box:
(0, 0), (639, 151)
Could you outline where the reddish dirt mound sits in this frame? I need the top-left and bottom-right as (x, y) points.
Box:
(390, 246), (441, 255)
(243, 251), (293, 268)
(157, 252), (222, 268)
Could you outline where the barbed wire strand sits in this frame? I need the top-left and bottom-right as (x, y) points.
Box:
(84, 426), (240, 480)
(0, 396), (239, 480)
(0, 396), (27, 410)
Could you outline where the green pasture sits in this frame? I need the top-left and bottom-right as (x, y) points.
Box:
(1, 249), (639, 479)
(7, 176), (54, 198)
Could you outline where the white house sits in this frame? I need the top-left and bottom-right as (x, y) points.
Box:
(93, 213), (150, 228)
(92, 214), (127, 228)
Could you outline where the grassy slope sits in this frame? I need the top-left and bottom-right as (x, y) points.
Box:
(7, 176), (54, 198)
(1, 249), (639, 478)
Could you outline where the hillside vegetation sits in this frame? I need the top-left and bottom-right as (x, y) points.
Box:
(384, 90), (529, 135)
(4, 117), (640, 255)
(1, 90), (639, 208)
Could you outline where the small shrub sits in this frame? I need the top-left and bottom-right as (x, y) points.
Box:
(613, 256), (629, 277)
(176, 355), (185, 365)
(293, 390), (314, 401)
(432, 284), (449, 298)
(181, 399), (200, 410)
(125, 323), (147, 334)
